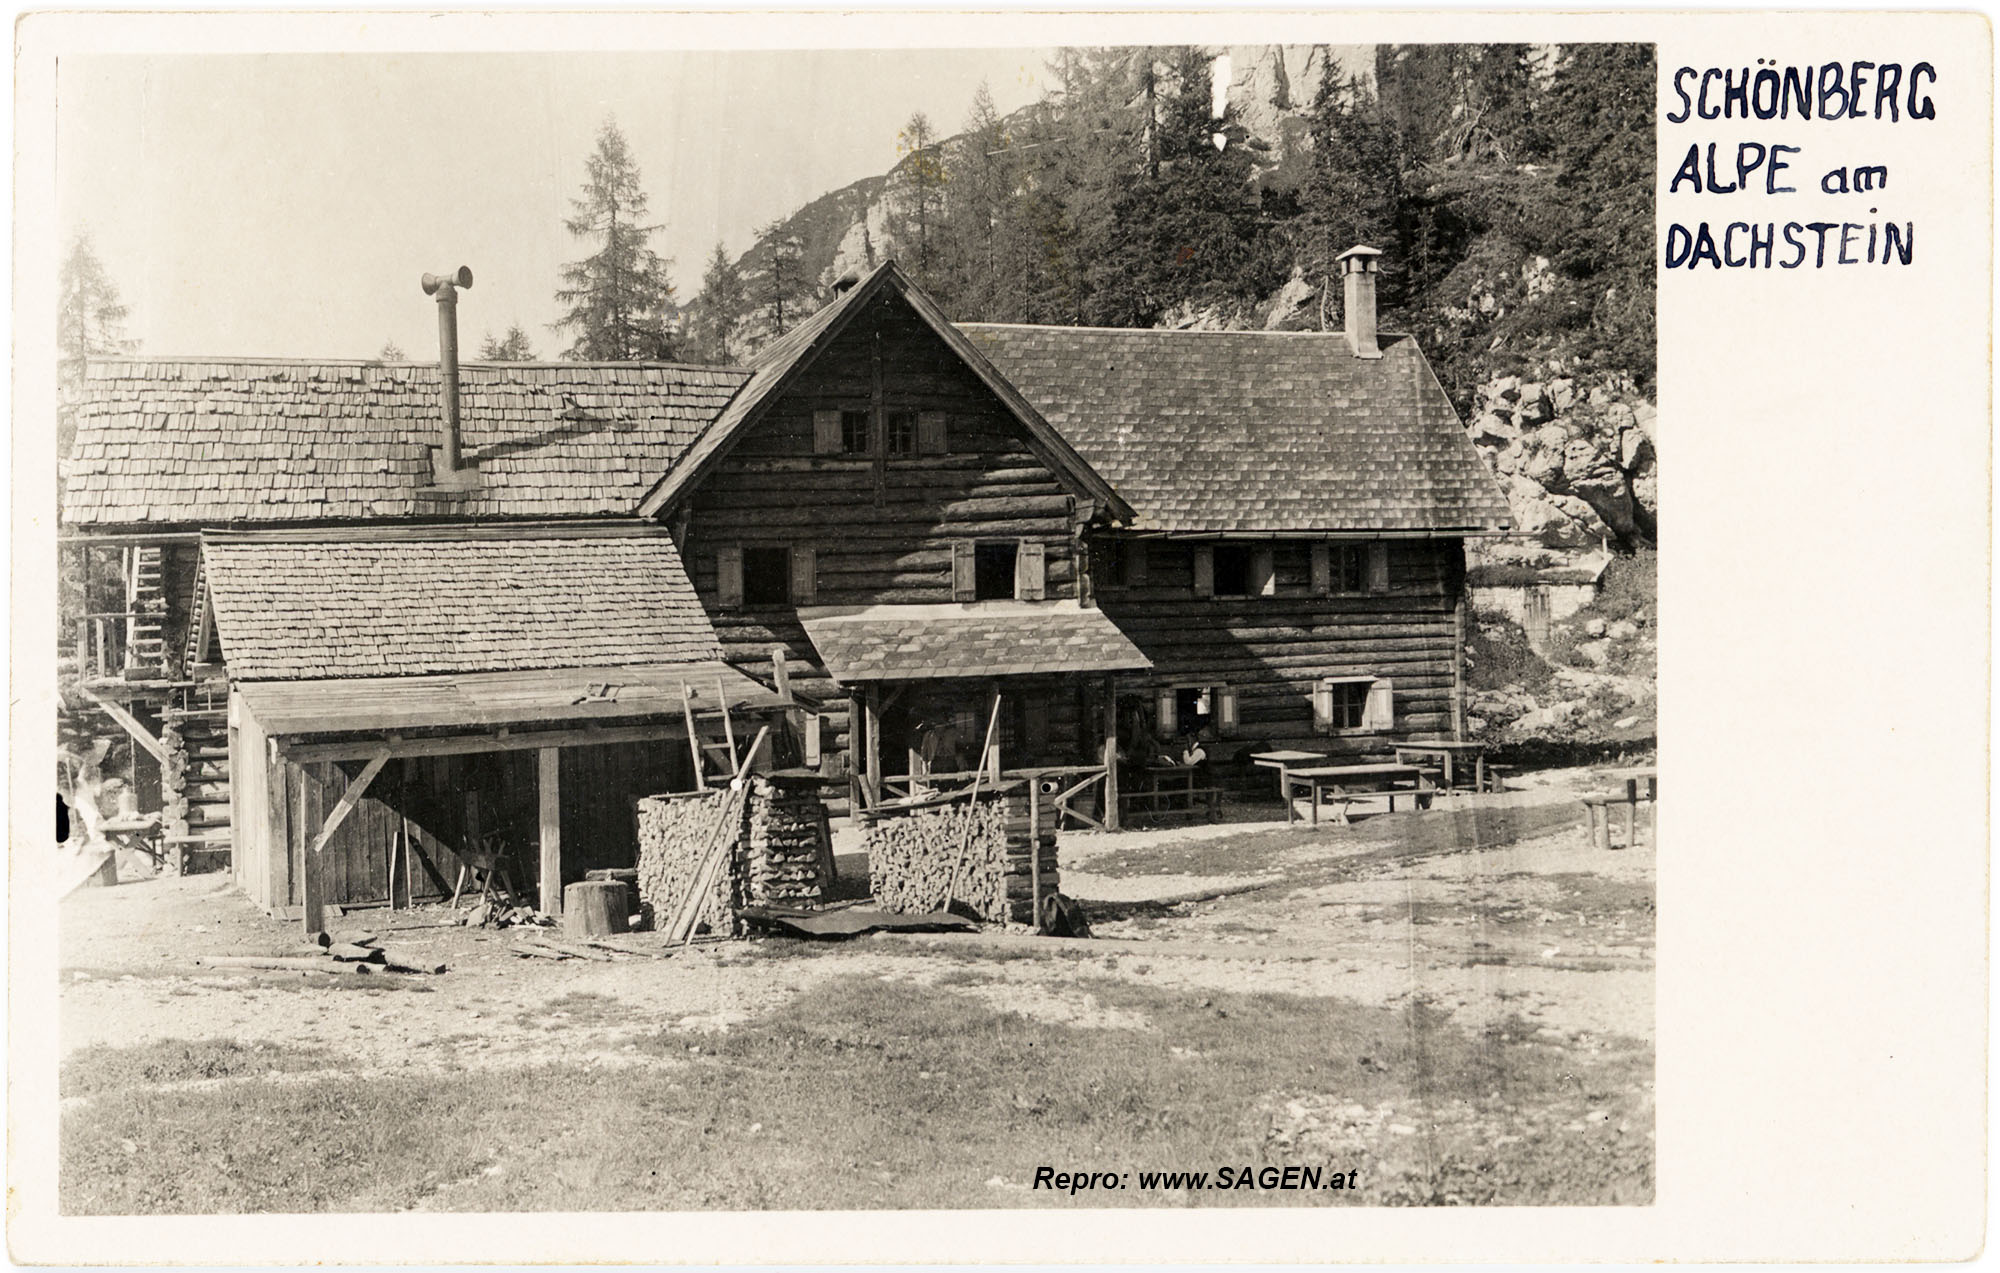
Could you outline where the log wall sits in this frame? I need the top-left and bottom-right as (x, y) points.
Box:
(679, 293), (1092, 785)
(1097, 536), (1469, 754)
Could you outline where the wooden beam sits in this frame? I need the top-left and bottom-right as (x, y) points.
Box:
(308, 748), (391, 855)
(77, 686), (168, 765)
(279, 720), (701, 765)
(1103, 677), (1121, 832)
(864, 685), (883, 808)
(769, 646), (793, 704)
(539, 747), (562, 916)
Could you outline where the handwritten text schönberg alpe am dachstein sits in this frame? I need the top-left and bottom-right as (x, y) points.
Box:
(1664, 60), (1935, 270)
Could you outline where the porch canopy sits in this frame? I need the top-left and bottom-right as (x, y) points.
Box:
(234, 662), (783, 752)
(797, 600), (1150, 684)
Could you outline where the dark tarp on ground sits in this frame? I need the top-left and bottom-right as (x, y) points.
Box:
(737, 906), (978, 938)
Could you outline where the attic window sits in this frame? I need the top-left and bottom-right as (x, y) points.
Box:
(841, 410), (871, 455)
(886, 410), (918, 458)
(1212, 546), (1254, 597)
(1330, 543), (1366, 592)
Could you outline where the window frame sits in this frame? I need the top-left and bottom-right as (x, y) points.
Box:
(839, 409), (871, 456)
(1211, 544), (1255, 598)
(1314, 675), (1394, 735)
(886, 409), (918, 458)
(972, 541), (1019, 602)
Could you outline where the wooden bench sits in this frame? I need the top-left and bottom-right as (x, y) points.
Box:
(1285, 763), (1435, 828)
(1583, 778), (1655, 850)
(1120, 785), (1224, 821)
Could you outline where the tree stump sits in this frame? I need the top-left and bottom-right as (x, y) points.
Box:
(563, 880), (630, 938)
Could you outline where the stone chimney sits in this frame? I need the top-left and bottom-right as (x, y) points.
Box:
(1336, 245), (1383, 360)
(420, 266), (479, 491)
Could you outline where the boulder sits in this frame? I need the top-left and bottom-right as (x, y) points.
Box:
(1584, 618), (1609, 637)
(1607, 620), (1640, 641)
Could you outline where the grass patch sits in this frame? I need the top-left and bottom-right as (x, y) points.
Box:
(62, 975), (1651, 1213)
(62, 1039), (339, 1098)
(1466, 613), (1557, 694)
(1080, 827), (1323, 880)
(517, 991), (625, 1030)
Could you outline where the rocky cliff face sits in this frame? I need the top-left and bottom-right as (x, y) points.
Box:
(1466, 371), (1657, 555)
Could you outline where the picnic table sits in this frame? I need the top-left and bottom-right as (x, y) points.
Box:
(1392, 739), (1497, 792)
(98, 814), (164, 870)
(1251, 749), (1329, 801)
(1285, 763), (1434, 828)
(1585, 766), (1657, 849)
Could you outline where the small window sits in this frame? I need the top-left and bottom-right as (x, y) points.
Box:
(886, 410), (918, 458)
(840, 409), (871, 455)
(1332, 544), (1366, 593)
(1212, 545), (1254, 597)
(1315, 676), (1394, 734)
(743, 546), (792, 607)
(1325, 681), (1368, 730)
(974, 542), (1018, 601)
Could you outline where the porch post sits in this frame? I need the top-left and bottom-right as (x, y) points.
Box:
(864, 684), (883, 808)
(1102, 676), (1121, 831)
(538, 746), (562, 916)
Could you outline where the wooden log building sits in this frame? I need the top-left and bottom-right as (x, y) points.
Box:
(58, 244), (1509, 925)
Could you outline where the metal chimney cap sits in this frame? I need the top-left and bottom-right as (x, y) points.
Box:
(421, 266), (474, 295)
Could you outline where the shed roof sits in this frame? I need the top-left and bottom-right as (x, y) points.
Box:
(797, 601), (1150, 683)
(61, 358), (750, 527)
(233, 662), (780, 737)
(958, 325), (1512, 535)
(203, 528), (722, 681)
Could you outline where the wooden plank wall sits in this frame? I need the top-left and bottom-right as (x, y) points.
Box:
(229, 699), (271, 909)
(682, 292), (1087, 782)
(1098, 537), (1467, 753)
(274, 742), (698, 909)
(557, 739), (688, 884)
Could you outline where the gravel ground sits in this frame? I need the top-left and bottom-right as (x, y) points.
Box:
(61, 767), (1652, 1070)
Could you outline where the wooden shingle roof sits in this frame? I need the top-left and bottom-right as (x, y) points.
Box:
(61, 358), (750, 527)
(203, 528), (722, 681)
(798, 601), (1150, 683)
(958, 325), (1512, 535)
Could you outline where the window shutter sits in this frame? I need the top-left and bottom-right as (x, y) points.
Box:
(918, 410), (948, 455)
(1252, 547), (1276, 597)
(1216, 687), (1239, 734)
(1312, 680), (1334, 733)
(1192, 546), (1215, 598)
(790, 546), (817, 605)
(952, 541), (977, 601)
(1123, 541), (1148, 588)
(812, 409), (842, 455)
(717, 547), (743, 610)
(1367, 541), (1391, 593)
(1016, 540), (1047, 600)
(1363, 679), (1395, 730)
(804, 713), (823, 769)
(1310, 543), (1332, 596)
(1156, 688), (1177, 735)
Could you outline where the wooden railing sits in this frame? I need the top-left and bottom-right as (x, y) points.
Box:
(862, 763), (1111, 831)
(70, 612), (143, 680)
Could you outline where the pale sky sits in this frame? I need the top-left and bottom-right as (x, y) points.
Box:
(55, 50), (1056, 360)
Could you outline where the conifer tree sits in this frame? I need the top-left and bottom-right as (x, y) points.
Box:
(687, 244), (746, 363)
(553, 119), (679, 360)
(478, 325), (537, 360)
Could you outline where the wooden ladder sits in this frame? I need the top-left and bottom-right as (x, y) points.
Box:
(680, 683), (741, 788)
(124, 545), (168, 673)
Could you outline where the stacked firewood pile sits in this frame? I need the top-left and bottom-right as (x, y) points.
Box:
(867, 795), (1009, 920)
(636, 777), (832, 937)
(742, 775), (827, 908)
(159, 718), (188, 844)
(867, 786), (1059, 924)
(636, 789), (739, 936)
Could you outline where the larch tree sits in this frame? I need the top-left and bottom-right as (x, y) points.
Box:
(758, 221), (809, 340)
(553, 119), (679, 361)
(687, 244), (746, 363)
(377, 339), (407, 361)
(479, 324), (538, 361)
(58, 233), (135, 464)
(890, 111), (951, 294)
